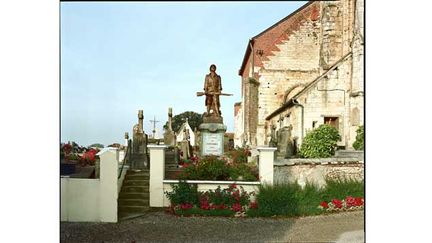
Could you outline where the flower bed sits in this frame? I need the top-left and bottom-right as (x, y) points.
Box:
(318, 196), (364, 212)
(176, 155), (258, 181)
(165, 181), (258, 217)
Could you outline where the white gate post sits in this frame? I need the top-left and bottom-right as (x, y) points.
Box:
(98, 148), (118, 222)
(148, 145), (167, 207)
(257, 147), (277, 185)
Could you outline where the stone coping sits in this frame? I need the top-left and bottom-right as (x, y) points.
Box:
(256, 147), (277, 151)
(275, 157), (364, 166)
(147, 145), (168, 149)
(163, 180), (260, 185)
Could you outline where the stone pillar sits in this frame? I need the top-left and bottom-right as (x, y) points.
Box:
(124, 132), (129, 147)
(148, 145), (167, 207)
(168, 107), (173, 131)
(257, 147), (277, 185)
(138, 110), (144, 133)
(98, 148), (118, 222)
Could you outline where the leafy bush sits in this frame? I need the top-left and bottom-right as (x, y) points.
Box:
(321, 178), (364, 202)
(178, 156), (258, 181)
(299, 124), (341, 158)
(249, 179), (364, 217)
(352, 125), (364, 150)
(226, 147), (251, 164)
(252, 183), (301, 217)
(165, 181), (199, 206)
(166, 183), (255, 216)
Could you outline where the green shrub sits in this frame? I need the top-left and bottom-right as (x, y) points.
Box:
(229, 163), (259, 181)
(165, 181), (199, 206)
(352, 125), (364, 150)
(226, 147), (251, 164)
(321, 178), (364, 202)
(178, 156), (258, 181)
(250, 179), (364, 217)
(253, 183), (301, 217)
(299, 124), (341, 158)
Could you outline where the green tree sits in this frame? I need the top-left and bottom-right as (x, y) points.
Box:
(89, 143), (104, 148)
(164, 111), (203, 133)
(352, 125), (364, 150)
(299, 124), (341, 158)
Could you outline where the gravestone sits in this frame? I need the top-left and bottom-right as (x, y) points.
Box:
(276, 125), (294, 159)
(131, 110), (148, 169)
(163, 107), (176, 147)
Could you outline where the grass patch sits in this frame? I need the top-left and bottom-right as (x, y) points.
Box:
(250, 179), (364, 217)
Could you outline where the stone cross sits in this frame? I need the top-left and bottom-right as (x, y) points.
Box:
(149, 116), (160, 138)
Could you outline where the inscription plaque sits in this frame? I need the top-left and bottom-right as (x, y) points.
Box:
(202, 132), (223, 156)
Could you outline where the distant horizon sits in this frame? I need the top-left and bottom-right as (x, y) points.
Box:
(61, 1), (307, 146)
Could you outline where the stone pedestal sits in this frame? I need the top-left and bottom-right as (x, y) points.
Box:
(199, 123), (226, 156)
(163, 130), (175, 147)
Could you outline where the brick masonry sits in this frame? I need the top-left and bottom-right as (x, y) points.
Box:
(236, 0), (364, 149)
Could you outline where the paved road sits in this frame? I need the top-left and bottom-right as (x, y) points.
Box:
(61, 210), (364, 243)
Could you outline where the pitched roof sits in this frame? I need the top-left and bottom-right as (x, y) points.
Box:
(238, 1), (313, 76)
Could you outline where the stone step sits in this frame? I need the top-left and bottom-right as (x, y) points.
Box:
(123, 180), (149, 186)
(125, 174), (149, 180)
(127, 169), (149, 175)
(118, 198), (149, 207)
(118, 212), (147, 221)
(119, 192), (149, 200)
(118, 205), (151, 214)
(121, 185), (149, 193)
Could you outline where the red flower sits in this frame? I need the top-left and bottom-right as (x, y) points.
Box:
(346, 196), (356, 208)
(232, 203), (242, 212)
(180, 203), (193, 210)
(200, 199), (210, 210)
(249, 201), (258, 209)
(320, 201), (329, 209)
(354, 197), (364, 206)
(332, 199), (343, 209)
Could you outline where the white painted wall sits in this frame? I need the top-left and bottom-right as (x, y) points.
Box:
(61, 178), (100, 222)
(61, 148), (119, 222)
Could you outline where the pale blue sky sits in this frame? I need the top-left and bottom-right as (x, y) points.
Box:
(61, 1), (307, 146)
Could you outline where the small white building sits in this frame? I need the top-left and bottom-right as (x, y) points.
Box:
(176, 119), (195, 146)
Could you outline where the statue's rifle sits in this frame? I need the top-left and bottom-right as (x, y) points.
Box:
(196, 92), (233, 97)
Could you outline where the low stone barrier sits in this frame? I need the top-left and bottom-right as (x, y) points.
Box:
(274, 158), (364, 188)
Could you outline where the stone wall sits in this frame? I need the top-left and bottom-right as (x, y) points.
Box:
(274, 159), (363, 188)
(237, 0), (363, 149)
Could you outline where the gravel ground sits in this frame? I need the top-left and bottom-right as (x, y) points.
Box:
(61, 210), (364, 243)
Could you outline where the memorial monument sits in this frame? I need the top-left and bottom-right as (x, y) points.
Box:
(131, 110), (148, 169)
(163, 107), (176, 147)
(196, 64), (232, 156)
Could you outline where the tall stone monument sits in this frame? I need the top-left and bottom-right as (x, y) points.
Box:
(196, 64), (232, 156)
(131, 110), (148, 169)
(163, 107), (176, 147)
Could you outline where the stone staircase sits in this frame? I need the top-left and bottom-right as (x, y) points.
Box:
(165, 150), (178, 169)
(118, 169), (150, 220)
(130, 153), (148, 170)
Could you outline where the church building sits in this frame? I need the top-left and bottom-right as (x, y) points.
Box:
(234, 0), (364, 153)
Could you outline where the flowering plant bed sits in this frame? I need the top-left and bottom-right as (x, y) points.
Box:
(176, 155), (258, 181)
(318, 196), (364, 212)
(165, 182), (258, 217)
